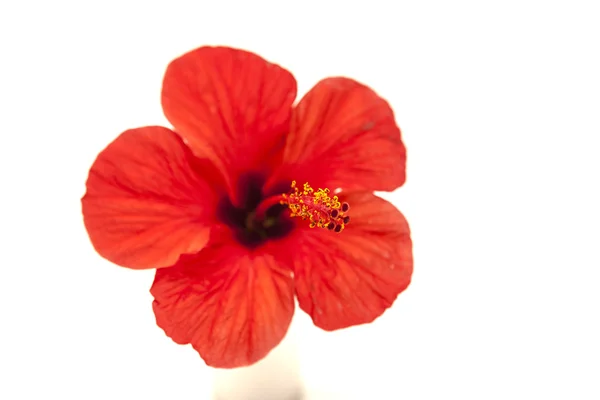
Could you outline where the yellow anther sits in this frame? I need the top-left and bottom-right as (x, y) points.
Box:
(281, 181), (350, 232)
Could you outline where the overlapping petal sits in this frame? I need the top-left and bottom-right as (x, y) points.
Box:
(82, 126), (220, 269)
(267, 77), (406, 193)
(151, 238), (295, 368)
(161, 46), (297, 202)
(290, 192), (413, 330)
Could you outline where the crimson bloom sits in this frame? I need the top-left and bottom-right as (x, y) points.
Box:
(82, 46), (413, 368)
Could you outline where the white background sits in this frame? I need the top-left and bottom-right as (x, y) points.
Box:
(1, 1), (599, 399)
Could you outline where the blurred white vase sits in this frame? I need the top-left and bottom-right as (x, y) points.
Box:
(212, 316), (304, 400)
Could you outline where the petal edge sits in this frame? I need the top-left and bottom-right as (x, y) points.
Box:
(269, 77), (406, 193)
(161, 46), (298, 200)
(291, 192), (413, 330)
(82, 126), (218, 269)
(151, 244), (295, 368)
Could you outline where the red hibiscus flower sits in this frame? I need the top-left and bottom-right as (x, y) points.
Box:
(82, 46), (413, 368)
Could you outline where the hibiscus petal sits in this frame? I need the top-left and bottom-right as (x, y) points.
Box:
(291, 192), (412, 331)
(269, 77), (406, 193)
(82, 126), (219, 269)
(151, 242), (295, 368)
(161, 46), (297, 200)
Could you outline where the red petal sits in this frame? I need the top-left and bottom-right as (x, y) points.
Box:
(268, 77), (406, 193)
(161, 46), (297, 200)
(151, 242), (295, 368)
(291, 192), (412, 331)
(82, 126), (220, 269)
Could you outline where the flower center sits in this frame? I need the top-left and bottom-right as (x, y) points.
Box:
(217, 175), (349, 248)
(281, 181), (350, 233)
(217, 174), (293, 248)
